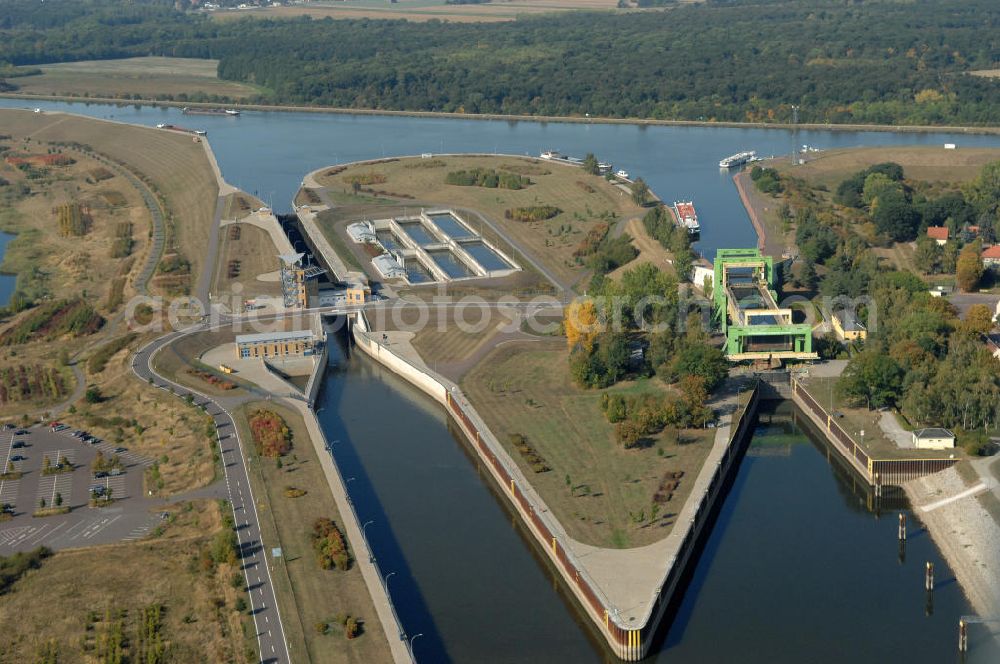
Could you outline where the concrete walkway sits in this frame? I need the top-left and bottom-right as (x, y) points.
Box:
(296, 205), (352, 281)
(879, 411), (913, 449)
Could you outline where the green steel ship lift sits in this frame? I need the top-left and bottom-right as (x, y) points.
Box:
(713, 249), (817, 362)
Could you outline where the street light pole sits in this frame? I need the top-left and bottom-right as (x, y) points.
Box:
(362, 520), (375, 563)
(409, 633), (424, 661)
(384, 570), (396, 596)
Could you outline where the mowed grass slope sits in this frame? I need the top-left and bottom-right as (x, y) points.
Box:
(12, 56), (262, 100)
(462, 344), (715, 549)
(1, 109), (220, 289)
(212, 223), (283, 300)
(318, 155), (644, 288)
(411, 324), (500, 365)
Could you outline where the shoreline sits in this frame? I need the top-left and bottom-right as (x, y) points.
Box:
(903, 471), (1000, 642)
(732, 172), (767, 254)
(5, 92), (1000, 135)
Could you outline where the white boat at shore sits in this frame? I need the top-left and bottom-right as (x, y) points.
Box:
(719, 150), (757, 169)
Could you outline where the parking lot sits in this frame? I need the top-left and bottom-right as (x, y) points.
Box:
(0, 425), (165, 553)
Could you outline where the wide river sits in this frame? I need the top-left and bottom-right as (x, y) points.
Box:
(3, 99), (998, 662)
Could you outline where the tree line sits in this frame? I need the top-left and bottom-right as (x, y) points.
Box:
(3, 0), (1000, 126)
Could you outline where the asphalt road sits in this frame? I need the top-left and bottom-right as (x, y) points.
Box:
(132, 330), (289, 664)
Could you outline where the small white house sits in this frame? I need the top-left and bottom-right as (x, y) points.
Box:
(911, 428), (956, 450)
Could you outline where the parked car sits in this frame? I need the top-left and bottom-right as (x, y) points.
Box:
(94, 471), (108, 478)
(89, 485), (106, 496)
(3, 423), (14, 430)
(109, 468), (124, 477)
(15, 429), (29, 435)
(11, 441), (25, 449)
(114, 447), (127, 454)
(10, 455), (25, 462)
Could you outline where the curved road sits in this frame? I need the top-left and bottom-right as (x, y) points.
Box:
(132, 328), (289, 664)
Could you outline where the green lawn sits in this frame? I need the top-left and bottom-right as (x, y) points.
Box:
(799, 376), (959, 460)
(462, 343), (715, 548)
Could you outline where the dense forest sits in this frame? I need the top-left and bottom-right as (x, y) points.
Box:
(751, 158), (1000, 452)
(1, 0), (1000, 125)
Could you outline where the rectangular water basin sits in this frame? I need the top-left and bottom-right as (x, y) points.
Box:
(428, 213), (475, 239)
(461, 241), (513, 271)
(427, 249), (475, 279)
(405, 260), (434, 284)
(376, 229), (403, 252)
(398, 221), (438, 246)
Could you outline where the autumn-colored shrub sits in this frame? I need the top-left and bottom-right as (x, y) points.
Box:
(248, 409), (292, 457)
(505, 205), (561, 223)
(312, 518), (351, 570)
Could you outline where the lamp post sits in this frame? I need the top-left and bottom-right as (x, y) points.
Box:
(409, 633), (424, 661)
(362, 520), (375, 563)
(384, 571), (396, 596)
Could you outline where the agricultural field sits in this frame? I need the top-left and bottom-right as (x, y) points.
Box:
(9, 57), (262, 101)
(315, 155), (645, 290)
(0, 501), (257, 663)
(0, 109), (219, 297)
(211, 0), (623, 24)
(775, 146), (1000, 191)
(462, 343), (715, 549)
(233, 401), (391, 664)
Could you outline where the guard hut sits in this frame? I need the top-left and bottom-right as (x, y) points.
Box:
(832, 309), (867, 342)
(911, 428), (955, 450)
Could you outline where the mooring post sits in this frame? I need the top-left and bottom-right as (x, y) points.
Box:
(925, 562), (935, 591)
(898, 513), (906, 541)
(958, 619), (968, 652)
(874, 472), (882, 498)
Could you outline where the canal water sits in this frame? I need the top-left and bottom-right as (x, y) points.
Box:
(318, 344), (994, 663)
(6, 98), (1000, 261)
(3, 98), (997, 660)
(0, 230), (17, 306)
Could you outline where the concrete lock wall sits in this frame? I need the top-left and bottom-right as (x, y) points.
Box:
(350, 311), (763, 661)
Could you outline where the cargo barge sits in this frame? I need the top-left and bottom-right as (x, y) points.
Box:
(181, 107), (240, 116)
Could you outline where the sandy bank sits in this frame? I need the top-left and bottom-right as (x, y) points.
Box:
(905, 467), (1000, 645)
